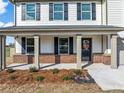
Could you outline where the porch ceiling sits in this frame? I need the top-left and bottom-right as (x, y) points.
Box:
(0, 25), (124, 36)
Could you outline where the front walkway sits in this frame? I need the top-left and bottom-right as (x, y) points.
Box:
(7, 63), (88, 70)
(86, 63), (124, 90)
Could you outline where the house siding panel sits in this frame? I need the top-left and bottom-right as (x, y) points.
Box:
(15, 35), (103, 54)
(16, 1), (102, 26)
(108, 0), (124, 27)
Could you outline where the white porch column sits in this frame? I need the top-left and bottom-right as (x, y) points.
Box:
(108, 34), (111, 49)
(2, 36), (6, 70)
(0, 36), (6, 71)
(34, 36), (40, 69)
(76, 35), (82, 69)
(111, 35), (118, 69)
(0, 36), (2, 71)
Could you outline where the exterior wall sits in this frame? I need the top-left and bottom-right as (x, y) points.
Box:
(93, 53), (111, 65)
(108, 0), (124, 27)
(103, 35), (107, 52)
(14, 54), (76, 63)
(14, 54), (110, 64)
(117, 38), (124, 65)
(15, 37), (22, 54)
(40, 36), (54, 53)
(101, 0), (107, 25)
(16, 1), (102, 26)
(15, 35), (105, 54)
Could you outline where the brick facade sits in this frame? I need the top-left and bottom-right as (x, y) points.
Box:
(92, 53), (111, 65)
(13, 53), (111, 65)
(13, 54), (76, 63)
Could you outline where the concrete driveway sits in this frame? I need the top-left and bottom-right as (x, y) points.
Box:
(86, 63), (124, 90)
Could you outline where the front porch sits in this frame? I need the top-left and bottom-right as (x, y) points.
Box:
(0, 25), (123, 70)
(13, 34), (111, 68)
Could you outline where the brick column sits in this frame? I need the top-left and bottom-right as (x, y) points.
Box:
(34, 36), (40, 69)
(111, 35), (118, 69)
(76, 35), (82, 69)
(0, 36), (6, 71)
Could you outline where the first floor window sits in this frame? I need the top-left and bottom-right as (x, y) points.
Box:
(26, 38), (34, 54)
(59, 38), (69, 54)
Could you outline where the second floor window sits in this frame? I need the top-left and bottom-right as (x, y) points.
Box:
(26, 4), (36, 20)
(77, 3), (96, 20)
(82, 4), (91, 20)
(49, 3), (68, 21)
(22, 3), (40, 21)
(54, 4), (64, 20)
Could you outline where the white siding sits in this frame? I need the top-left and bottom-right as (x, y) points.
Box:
(40, 35), (103, 53)
(103, 35), (107, 52)
(15, 35), (103, 54)
(16, 1), (102, 26)
(108, 0), (124, 27)
(92, 35), (102, 53)
(40, 36), (54, 53)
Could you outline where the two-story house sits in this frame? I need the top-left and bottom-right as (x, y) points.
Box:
(0, 0), (124, 70)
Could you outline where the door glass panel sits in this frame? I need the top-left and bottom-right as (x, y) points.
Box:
(82, 39), (91, 61)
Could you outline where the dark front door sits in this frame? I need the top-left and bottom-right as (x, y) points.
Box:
(81, 38), (92, 61)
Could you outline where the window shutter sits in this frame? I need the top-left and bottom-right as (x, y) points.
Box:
(22, 3), (26, 20)
(92, 3), (96, 20)
(54, 37), (58, 54)
(64, 3), (68, 20)
(77, 3), (81, 20)
(49, 3), (53, 21)
(22, 37), (26, 54)
(69, 37), (73, 54)
(36, 3), (40, 21)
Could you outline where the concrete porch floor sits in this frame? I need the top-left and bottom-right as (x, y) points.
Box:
(7, 63), (89, 70)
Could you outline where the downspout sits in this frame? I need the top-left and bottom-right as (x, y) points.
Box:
(101, 0), (103, 25)
(106, 0), (108, 25)
(14, 2), (17, 27)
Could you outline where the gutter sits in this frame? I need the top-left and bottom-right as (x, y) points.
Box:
(106, 0), (108, 25)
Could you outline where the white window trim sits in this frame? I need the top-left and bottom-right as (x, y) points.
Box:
(81, 3), (92, 20)
(53, 3), (64, 21)
(25, 37), (34, 55)
(58, 37), (69, 55)
(25, 3), (37, 21)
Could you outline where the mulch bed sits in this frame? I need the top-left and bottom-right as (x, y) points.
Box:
(0, 69), (94, 85)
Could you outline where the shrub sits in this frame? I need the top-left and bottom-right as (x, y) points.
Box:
(37, 89), (44, 93)
(63, 75), (73, 81)
(73, 69), (82, 75)
(29, 66), (38, 72)
(6, 68), (15, 73)
(8, 75), (16, 80)
(35, 76), (45, 81)
(51, 68), (59, 74)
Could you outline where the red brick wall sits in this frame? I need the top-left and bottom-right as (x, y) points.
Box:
(13, 55), (28, 63)
(14, 54), (111, 65)
(14, 54), (76, 63)
(92, 53), (111, 65)
(40, 54), (76, 63)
